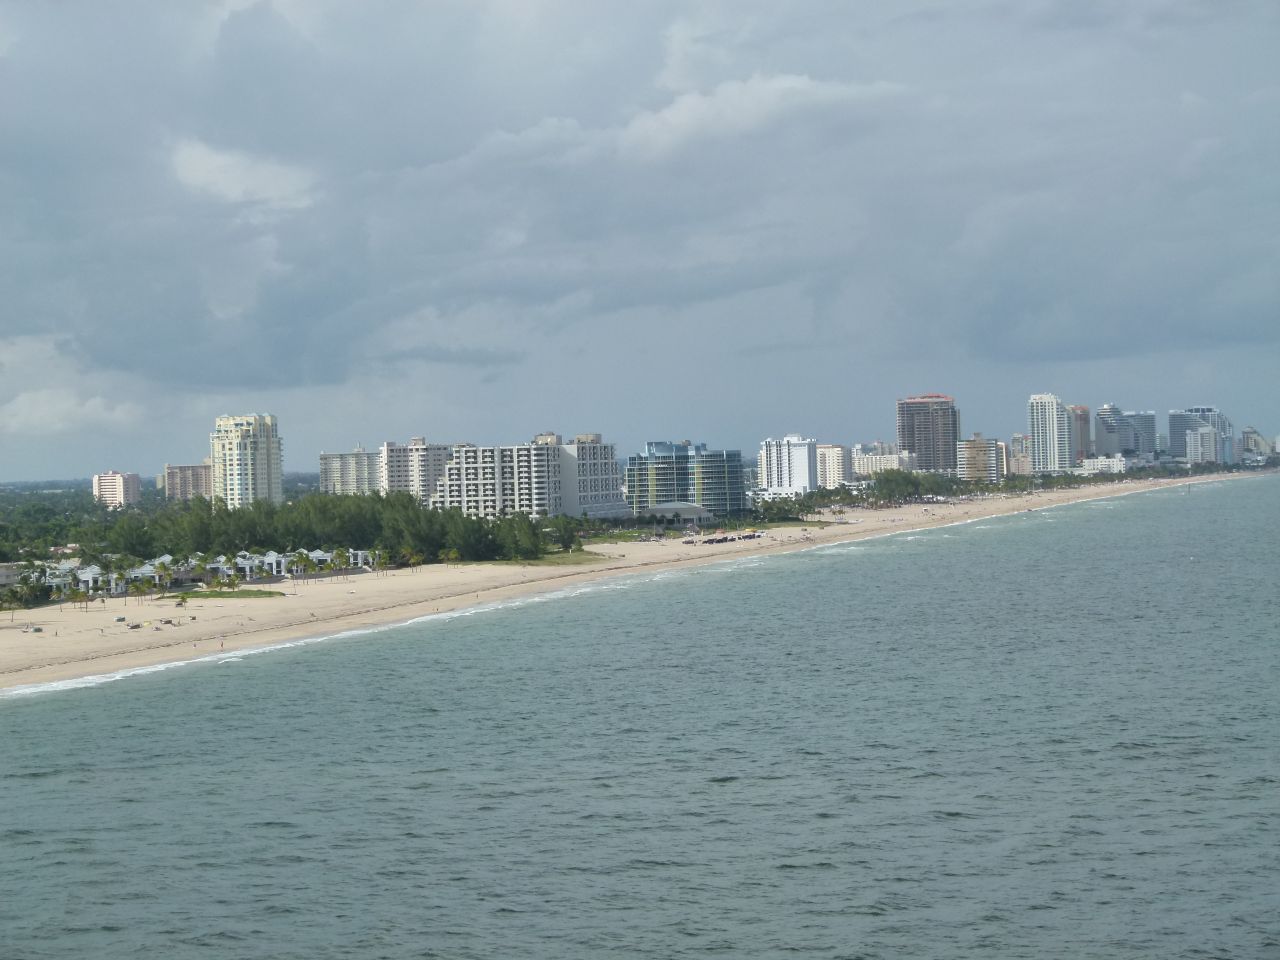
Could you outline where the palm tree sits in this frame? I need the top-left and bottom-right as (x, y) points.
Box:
(332, 548), (350, 581)
(128, 581), (148, 606)
(154, 561), (171, 598)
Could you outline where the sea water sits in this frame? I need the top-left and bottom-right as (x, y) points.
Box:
(2, 477), (1277, 959)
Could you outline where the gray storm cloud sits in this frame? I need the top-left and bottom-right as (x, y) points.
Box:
(1, 0), (1276, 478)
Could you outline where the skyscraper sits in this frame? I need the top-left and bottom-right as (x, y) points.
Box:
(1027, 394), (1072, 473)
(210, 414), (284, 509)
(1123, 411), (1157, 457)
(1168, 407), (1235, 463)
(895, 394), (959, 473)
(1067, 405), (1091, 464)
(1094, 403), (1134, 457)
(758, 434), (819, 496)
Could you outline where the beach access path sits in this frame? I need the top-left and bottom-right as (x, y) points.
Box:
(0, 473), (1252, 692)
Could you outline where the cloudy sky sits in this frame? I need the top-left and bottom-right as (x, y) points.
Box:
(1, 0), (1276, 480)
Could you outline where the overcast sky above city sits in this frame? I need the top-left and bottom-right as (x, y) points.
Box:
(1, 1), (1276, 480)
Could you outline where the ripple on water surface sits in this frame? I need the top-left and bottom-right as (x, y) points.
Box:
(1, 477), (1278, 958)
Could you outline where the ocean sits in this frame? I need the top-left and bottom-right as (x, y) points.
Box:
(2, 476), (1277, 959)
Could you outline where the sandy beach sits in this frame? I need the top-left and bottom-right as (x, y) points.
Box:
(0, 473), (1255, 693)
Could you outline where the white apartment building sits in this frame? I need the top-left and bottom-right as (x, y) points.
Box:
(380, 437), (452, 502)
(1078, 455), (1127, 475)
(320, 446), (380, 496)
(432, 442), (561, 519)
(758, 434), (819, 497)
(210, 414), (284, 509)
(92, 471), (142, 509)
(430, 432), (628, 520)
(550, 433), (630, 519)
(816, 444), (852, 489)
(1027, 394), (1072, 474)
(1184, 425), (1219, 464)
(160, 462), (212, 501)
(850, 452), (917, 476)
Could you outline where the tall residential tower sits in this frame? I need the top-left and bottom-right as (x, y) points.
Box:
(210, 414), (284, 509)
(1027, 394), (1072, 474)
(896, 394), (959, 472)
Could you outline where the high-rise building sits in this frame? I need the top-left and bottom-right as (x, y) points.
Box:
(625, 441), (746, 516)
(956, 434), (1004, 483)
(1124, 411), (1157, 457)
(210, 414), (284, 509)
(160, 462), (212, 501)
(1027, 394), (1072, 473)
(553, 433), (630, 519)
(380, 437), (452, 502)
(1241, 427), (1274, 456)
(896, 394), (960, 473)
(1168, 407), (1235, 463)
(1184, 425), (1219, 464)
(1067, 405), (1091, 464)
(432, 442), (560, 519)
(92, 471), (142, 509)
(428, 432), (627, 520)
(815, 444), (852, 489)
(320, 446), (380, 495)
(1094, 403), (1134, 457)
(758, 434), (819, 496)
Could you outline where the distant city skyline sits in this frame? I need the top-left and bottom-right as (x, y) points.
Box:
(1, 3), (1276, 480)
(3, 390), (1274, 484)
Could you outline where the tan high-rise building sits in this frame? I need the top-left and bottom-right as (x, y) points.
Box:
(956, 434), (1005, 483)
(161, 461), (213, 501)
(210, 414), (284, 509)
(816, 444), (852, 489)
(93, 471), (142, 509)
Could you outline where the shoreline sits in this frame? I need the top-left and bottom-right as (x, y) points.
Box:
(0, 472), (1263, 696)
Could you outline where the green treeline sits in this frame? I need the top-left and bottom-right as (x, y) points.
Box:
(0, 491), (582, 566)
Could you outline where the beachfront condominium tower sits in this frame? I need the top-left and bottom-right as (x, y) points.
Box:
(92, 471), (142, 509)
(625, 441), (747, 517)
(816, 444), (852, 489)
(427, 433), (627, 520)
(210, 414), (284, 509)
(1094, 403), (1134, 457)
(1168, 407), (1235, 464)
(551, 433), (630, 519)
(758, 434), (819, 497)
(1027, 394), (1072, 474)
(956, 435), (1004, 483)
(896, 394), (960, 473)
(1068, 405), (1091, 464)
